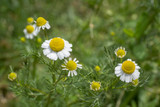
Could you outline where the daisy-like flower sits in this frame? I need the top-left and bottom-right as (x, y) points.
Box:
(94, 65), (101, 72)
(27, 17), (34, 24)
(90, 81), (101, 91)
(114, 47), (127, 58)
(41, 37), (72, 61)
(8, 72), (17, 81)
(62, 58), (82, 77)
(35, 17), (50, 30)
(115, 59), (140, 83)
(23, 25), (40, 39)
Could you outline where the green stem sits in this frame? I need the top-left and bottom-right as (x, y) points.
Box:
(16, 80), (47, 95)
(32, 56), (37, 79)
(120, 58), (123, 63)
(44, 29), (48, 40)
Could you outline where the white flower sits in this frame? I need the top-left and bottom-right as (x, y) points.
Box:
(115, 47), (127, 58)
(23, 24), (40, 39)
(62, 58), (82, 77)
(115, 59), (140, 83)
(41, 37), (72, 61)
(35, 17), (50, 30)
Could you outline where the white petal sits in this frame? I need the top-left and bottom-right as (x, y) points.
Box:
(132, 70), (140, 80)
(125, 74), (131, 83)
(41, 41), (49, 48)
(120, 73), (125, 82)
(65, 47), (72, 52)
(115, 66), (121, 71)
(45, 22), (51, 29)
(115, 70), (121, 74)
(57, 52), (64, 60)
(73, 58), (77, 61)
(61, 49), (70, 58)
(47, 52), (58, 60)
(43, 48), (51, 55)
(73, 71), (77, 75)
(68, 71), (71, 76)
(71, 71), (74, 76)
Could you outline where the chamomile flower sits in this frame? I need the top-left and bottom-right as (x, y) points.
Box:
(23, 25), (40, 39)
(8, 72), (17, 81)
(62, 58), (82, 77)
(41, 37), (72, 61)
(115, 59), (140, 83)
(90, 81), (101, 91)
(114, 47), (126, 58)
(27, 17), (34, 24)
(35, 17), (50, 30)
(94, 65), (101, 72)
(20, 37), (26, 43)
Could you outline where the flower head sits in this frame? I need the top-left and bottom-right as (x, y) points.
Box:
(23, 25), (40, 39)
(35, 17), (50, 30)
(110, 31), (115, 36)
(94, 65), (100, 72)
(20, 37), (26, 43)
(115, 47), (126, 58)
(37, 37), (42, 43)
(62, 58), (82, 77)
(115, 59), (140, 83)
(132, 79), (139, 86)
(90, 81), (101, 91)
(8, 72), (17, 81)
(41, 37), (72, 61)
(27, 17), (34, 24)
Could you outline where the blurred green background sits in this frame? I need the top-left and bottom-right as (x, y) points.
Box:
(0, 0), (160, 107)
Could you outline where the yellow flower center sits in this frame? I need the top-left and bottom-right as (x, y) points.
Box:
(117, 49), (125, 57)
(27, 17), (34, 24)
(91, 81), (100, 91)
(20, 37), (26, 42)
(94, 66), (100, 72)
(49, 38), (64, 52)
(36, 17), (47, 26)
(122, 60), (135, 74)
(66, 60), (77, 71)
(8, 72), (17, 81)
(26, 25), (34, 33)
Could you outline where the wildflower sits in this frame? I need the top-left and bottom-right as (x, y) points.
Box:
(114, 47), (126, 58)
(35, 17), (50, 30)
(37, 37), (42, 43)
(41, 37), (72, 61)
(90, 81), (101, 91)
(20, 37), (26, 43)
(8, 72), (17, 81)
(23, 25), (40, 39)
(62, 58), (82, 76)
(27, 17), (34, 24)
(115, 59), (140, 83)
(94, 65), (100, 72)
(132, 79), (139, 86)
(110, 31), (115, 36)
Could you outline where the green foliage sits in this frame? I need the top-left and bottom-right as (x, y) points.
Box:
(0, 0), (160, 107)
